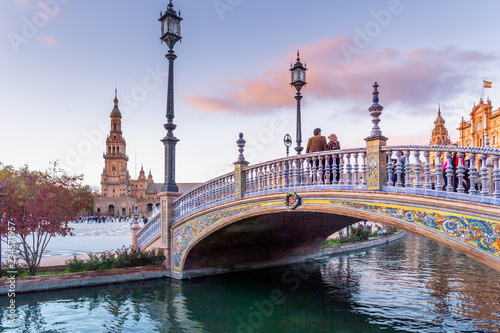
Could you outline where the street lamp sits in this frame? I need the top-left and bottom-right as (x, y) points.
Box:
(283, 134), (292, 157)
(290, 50), (307, 155)
(159, 0), (182, 192)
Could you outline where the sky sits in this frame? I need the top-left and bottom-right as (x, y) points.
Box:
(1, 0), (500, 187)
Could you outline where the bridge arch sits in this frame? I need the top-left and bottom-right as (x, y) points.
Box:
(171, 191), (500, 278)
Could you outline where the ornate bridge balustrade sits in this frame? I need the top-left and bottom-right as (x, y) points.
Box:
(173, 173), (235, 223)
(382, 145), (500, 204)
(136, 210), (161, 249)
(244, 148), (367, 195)
(169, 145), (500, 224)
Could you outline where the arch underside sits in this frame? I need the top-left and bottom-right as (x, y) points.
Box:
(182, 212), (359, 275)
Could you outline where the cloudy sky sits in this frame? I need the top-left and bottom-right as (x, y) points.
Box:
(1, 0), (500, 187)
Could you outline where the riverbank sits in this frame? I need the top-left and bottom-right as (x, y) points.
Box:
(0, 231), (406, 295)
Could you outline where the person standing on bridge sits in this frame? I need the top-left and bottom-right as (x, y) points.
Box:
(326, 133), (341, 182)
(306, 128), (327, 153)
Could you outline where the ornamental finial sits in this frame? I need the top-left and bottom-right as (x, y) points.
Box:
(368, 82), (384, 137)
(236, 133), (247, 163)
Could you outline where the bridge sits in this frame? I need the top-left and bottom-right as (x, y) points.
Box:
(132, 85), (500, 279)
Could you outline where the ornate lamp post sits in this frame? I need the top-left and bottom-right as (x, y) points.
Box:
(290, 51), (307, 155)
(283, 134), (292, 157)
(159, 0), (182, 192)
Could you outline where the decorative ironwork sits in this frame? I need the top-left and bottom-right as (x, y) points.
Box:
(160, 0), (182, 192)
(283, 134), (292, 157)
(290, 51), (307, 155)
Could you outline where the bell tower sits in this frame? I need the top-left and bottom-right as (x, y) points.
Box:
(101, 89), (130, 198)
(430, 105), (451, 146)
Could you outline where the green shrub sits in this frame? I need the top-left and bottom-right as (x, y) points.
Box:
(65, 246), (166, 273)
(1, 260), (28, 277)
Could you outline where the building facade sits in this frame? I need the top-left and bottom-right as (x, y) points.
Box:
(457, 98), (500, 148)
(94, 91), (161, 217)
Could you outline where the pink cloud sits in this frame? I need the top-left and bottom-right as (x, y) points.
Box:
(186, 38), (497, 116)
(38, 34), (57, 47)
(15, 0), (31, 8)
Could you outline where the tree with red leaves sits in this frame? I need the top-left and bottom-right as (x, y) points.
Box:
(0, 163), (94, 275)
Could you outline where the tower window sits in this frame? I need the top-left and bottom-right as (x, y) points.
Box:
(114, 123), (117, 131)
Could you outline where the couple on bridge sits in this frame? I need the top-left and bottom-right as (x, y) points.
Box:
(305, 128), (341, 182)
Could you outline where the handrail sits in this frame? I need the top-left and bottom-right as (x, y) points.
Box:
(137, 210), (161, 249)
(173, 171), (235, 222)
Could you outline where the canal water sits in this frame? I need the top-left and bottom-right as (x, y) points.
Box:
(1, 233), (499, 332)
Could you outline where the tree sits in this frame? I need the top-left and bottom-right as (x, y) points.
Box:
(0, 163), (94, 275)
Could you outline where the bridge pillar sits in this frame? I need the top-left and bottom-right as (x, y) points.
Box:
(159, 191), (181, 270)
(130, 222), (141, 249)
(234, 133), (249, 199)
(365, 82), (388, 190)
(365, 137), (388, 190)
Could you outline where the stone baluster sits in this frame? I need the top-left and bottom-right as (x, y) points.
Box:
(413, 151), (422, 188)
(271, 163), (277, 189)
(345, 153), (352, 185)
(353, 153), (359, 186)
(445, 151), (454, 192)
(404, 151), (411, 188)
(480, 154), (489, 196)
(288, 160), (294, 187)
(423, 150), (431, 189)
(283, 161), (290, 188)
(277, 162), (283, 189)
(361, 152), (367, 186)
(386, 151), (394, 186)
(188, 193), (193, 213)
(299, 157), (306, 186)
(492, 155), (500, 198)
(325, 154), (332, 185)
(435, 151), (443, 191)
(263, 166), (269, 191)
(456, 152), (465, 193)
(339, 154), (344, 185)
(395, 151), (403, 187)
(215, 180), (220, 201)
(468, 153), (477, 195)
(318, 155), (325, 185)
(304, 157), (311, 185)
(312, 156), (318, 185)
(246, 169), (253, 193)
(210, 182), (215, 203)
(294, 158), (301, 187)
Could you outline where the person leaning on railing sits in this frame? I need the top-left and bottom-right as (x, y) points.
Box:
(326, 133), (341, 182)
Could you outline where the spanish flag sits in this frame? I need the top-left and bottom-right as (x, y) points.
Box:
(484, 80), (492, 88)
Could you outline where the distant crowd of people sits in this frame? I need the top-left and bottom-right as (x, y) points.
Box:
(71, 215), (149, 225)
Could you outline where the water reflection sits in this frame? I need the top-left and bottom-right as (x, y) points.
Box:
(1, 233), (499, 332)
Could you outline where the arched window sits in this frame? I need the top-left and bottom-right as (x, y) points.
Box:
(477, 121), (483, 131)
(113, 123), (117, 131)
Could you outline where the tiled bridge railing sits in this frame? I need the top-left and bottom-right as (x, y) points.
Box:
(137, 210), (161, 249)
(171, 144), (500, 223)
(173, 172), (235, 223)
